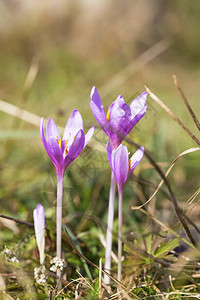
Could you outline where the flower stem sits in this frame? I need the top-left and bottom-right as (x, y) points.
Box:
(57, 173), (64, 260)
(118, 184), (123, 282)
(104, 171), (116, 285)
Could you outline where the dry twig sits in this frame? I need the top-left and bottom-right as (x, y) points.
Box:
(173, 75), (200, 131)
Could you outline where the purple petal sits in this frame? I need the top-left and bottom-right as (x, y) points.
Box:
(127, 105), (148, 134)
(112, 144), (128, 186)
(40, 118), (58, 167)
(63, 110), (83, 141)
(107, 99), (132, 146)
(116, 94), (124, 101)
(90, 101), (108, 132)
(90, 87), (107, 130)
(106, 141), (112, 169)
(84, 126), (95, 147)
(40, 118), (48, 153)
(129, 146), (144, 175)
(130, 92), (147, 116)
(63, 129), (85, 170)
(46, 118), (60, 141)
(46, 136), (63, 171)
(109, 98), (131, 121)
(90, 86), (105, 115)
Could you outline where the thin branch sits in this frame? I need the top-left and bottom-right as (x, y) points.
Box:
(53, 262), (67, 299)
(173, 75), (200, 131)
(0, 214), (33, 227)
(145, 86), (200, 146)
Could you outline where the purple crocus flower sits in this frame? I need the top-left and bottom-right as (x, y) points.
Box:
(33, 204), (45, 265)
(106, 142), (144, 188)
(40, 109), (94, 178)
(90, 87), (148, 149)
(106, 142), (144, 281)
(40, 109), (94, 261)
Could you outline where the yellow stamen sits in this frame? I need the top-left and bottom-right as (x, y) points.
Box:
(65, 140), (68, 155)
(56, 136), (61, 148)
(106, 109), (110, 123)
(128, 159), (131, 171)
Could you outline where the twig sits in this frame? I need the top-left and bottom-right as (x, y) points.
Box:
(44, 270), (76, 291)
(0, 214), (33, 227)
(48, 290), (53, 300)
(173, 75), (200, 131)
(53, 262), (67, 299)
(145, 86), (200, 146)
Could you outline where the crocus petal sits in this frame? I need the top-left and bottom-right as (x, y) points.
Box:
(46, 118), (60, 141)
(112, 144), (129, 186)
(106, 141), (112, 169)
(90, 101), (108, 131)
(90, 86), (105, 115)
(46, 136), (63, 172)
(108, 98), (131, 139)
(63, 110), (83, 141)
(40, 118), (58, 167)
(33, 204), (45, 264)
(90, 87), (107, 130)
(129, 146), (144, 175)
(127, 105), (148, 134)
(84, 126), (95, 147)
(116, 94), (124, 101)
(40, 118), (48, 153)
(63, 129), (85, 170)
(109, 98), (131, 120)
(130, 92), (147, 116)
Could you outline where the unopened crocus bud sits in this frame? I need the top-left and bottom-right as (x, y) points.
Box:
(33, 204), (45, 264)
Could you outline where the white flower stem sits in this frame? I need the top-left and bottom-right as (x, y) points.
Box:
(104, 171), (116, 285)
(57, 174), (64, 262)
(118, 184), (123, 282)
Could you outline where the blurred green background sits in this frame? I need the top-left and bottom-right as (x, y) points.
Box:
(0, 0), (199, 263)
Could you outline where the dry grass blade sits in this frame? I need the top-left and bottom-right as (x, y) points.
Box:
(0, 99), (41, 127)
(173, 75), (200, 131)
(0, 99), (65, 133)
(187, 188), (200, 204)
(131, 147), (200, 210)
(145, 86), (200, 146)
(21, 58), (39, 103)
